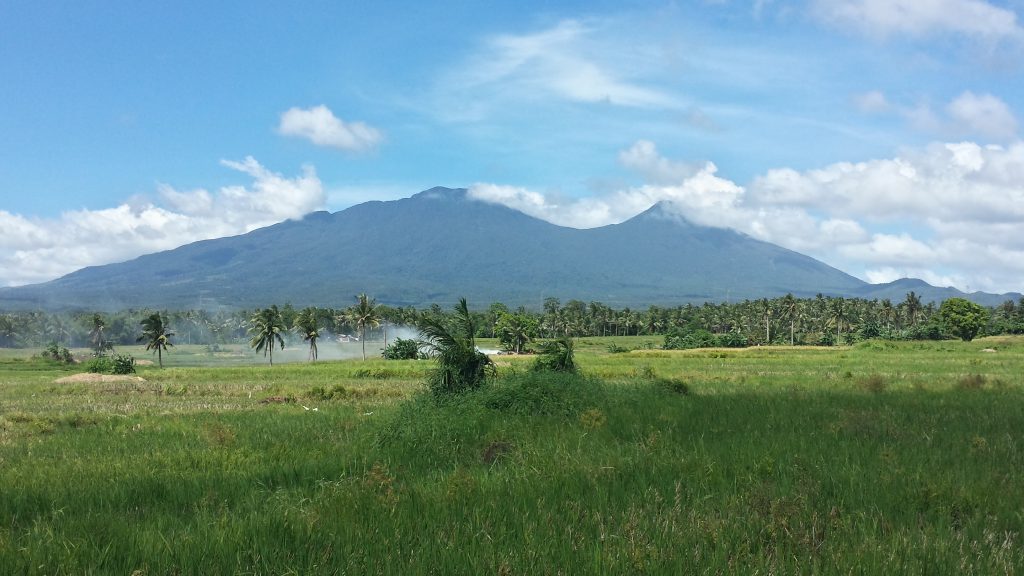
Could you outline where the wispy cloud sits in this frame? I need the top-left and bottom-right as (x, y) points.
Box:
(278, 105), (383, 152)
(811, 0), (1024, 41)
(0, 159), (324, 287)
(444, 19), (678, 115)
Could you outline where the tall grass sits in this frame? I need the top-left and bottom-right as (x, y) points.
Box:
(1, 337), (1022, 573)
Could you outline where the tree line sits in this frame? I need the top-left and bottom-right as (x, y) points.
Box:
(2, 291), (1022, 352)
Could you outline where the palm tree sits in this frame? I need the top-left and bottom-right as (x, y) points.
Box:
(903, 291), (923, 328)
(137, 312), (174, 368)
(419, 298), (495, 397)
(344, 293), (381, 361)
(89, 313), (107, 353)
(781, 294), (798, 346)
(249, 306), (286, 366)
(295, 307), (320, 362)
(828, 298), (848, 342)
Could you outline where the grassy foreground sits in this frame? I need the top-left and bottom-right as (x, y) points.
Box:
(1, 337), (1023, 574)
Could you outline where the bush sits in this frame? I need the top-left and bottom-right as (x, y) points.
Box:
(532, 337), (577, 373)
(41, 342), (73, 364)
(111, 354), (136, 375)
(85, 356), (113, 373)
(382, 338), (423, 360)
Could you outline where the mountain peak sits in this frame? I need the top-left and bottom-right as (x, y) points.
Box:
(628, 201), (694, 227)
(411, 186), (468, 201)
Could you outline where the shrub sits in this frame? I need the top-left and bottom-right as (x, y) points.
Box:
(715, 331), (748, 348)
(111, 354), (136, 375)
(85, 356), (113, 374)
(41, 342), (73, 364)
(532, 337), (577, 373)
(419, 298), (495, 398)
(382, 338), (423, 360)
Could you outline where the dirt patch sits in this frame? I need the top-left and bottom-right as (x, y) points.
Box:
(481, 441), (514, 465)
(135, 359), (155, 366)
(259, 396), (295, 405)
(54, 373), (146, 384)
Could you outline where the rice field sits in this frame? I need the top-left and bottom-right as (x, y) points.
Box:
(1, 336), (1023, 574)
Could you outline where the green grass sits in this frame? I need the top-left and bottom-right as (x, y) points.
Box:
(1, 337), (1023, 573)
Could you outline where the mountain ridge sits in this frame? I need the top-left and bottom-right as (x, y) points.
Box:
(0, 187), (1019, 311)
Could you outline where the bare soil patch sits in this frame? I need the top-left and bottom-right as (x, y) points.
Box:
(54, 373), (147, 384)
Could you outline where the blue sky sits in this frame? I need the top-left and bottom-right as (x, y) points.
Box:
(2, 0), (1024, 294)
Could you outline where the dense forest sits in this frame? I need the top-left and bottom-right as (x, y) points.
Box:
(2, 291), (1022, 352)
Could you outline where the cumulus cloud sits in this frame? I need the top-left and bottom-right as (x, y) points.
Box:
(945, 91), (1019, 141)
(854, 90), (1019, 142)
(0, 159), (324, 287)
(471, 139), (1024, 294)
(278, 105), (383, 152)
(812, 0), (1024, 41)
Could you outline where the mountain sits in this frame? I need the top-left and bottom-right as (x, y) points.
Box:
(0, 187), (1019, 310)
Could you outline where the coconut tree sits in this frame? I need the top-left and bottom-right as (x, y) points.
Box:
(89, 313), (107, 354)
(419, 297), (495, 397)
(344, 293), (381, 361)
(903, 291), (923, 328)
(780, 294), (799, 346)
(249, 306), (286, 366)
(137, 312), (173, 368)
(294, 307), (321, 362)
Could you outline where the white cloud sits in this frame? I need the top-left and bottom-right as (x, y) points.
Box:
(812, 0), (1024, 41)
(860, 91), (1019, 142)
(448, 19), (676, 111)
(853, 90), (891, 114)
(945, 91), (1019, 141)
(617, 140), (699, 184)
(278, 105), (383, 152)
(471, 139), (1024, 294)
(0, 159), (324, 287)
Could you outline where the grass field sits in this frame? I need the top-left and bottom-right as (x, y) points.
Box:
(1, 336), (1023, 574)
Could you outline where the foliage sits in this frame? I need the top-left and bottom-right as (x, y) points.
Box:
(137, 312), (173, 368)
(664, 328), (746, 350)
(111, 354), (136, 375)
(481, 371), (604, 416)
(293, 307), (321, 362)
(2, 337), (1024, 572)
(84, 355), (113, 373)
(939, 297), (989, 342)
(532, 336), (577, 373)
(41, 342), (73, 364)
(418, 298), (495, 397)
(248, 306), (286, 366)
(495, 311), (538, 354)
(340, 293), (381, 361)
(382, 337), (423, 360)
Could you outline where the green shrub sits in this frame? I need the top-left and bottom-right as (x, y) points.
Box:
(532, 337), (577, 373)
(111, 354), (136, 375)
(41, 342), (73, 364)
(382, 338), (423, 360)
(85, 356), (113, 374)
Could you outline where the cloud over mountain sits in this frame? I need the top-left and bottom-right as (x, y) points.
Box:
(0, 159), (324, 287)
